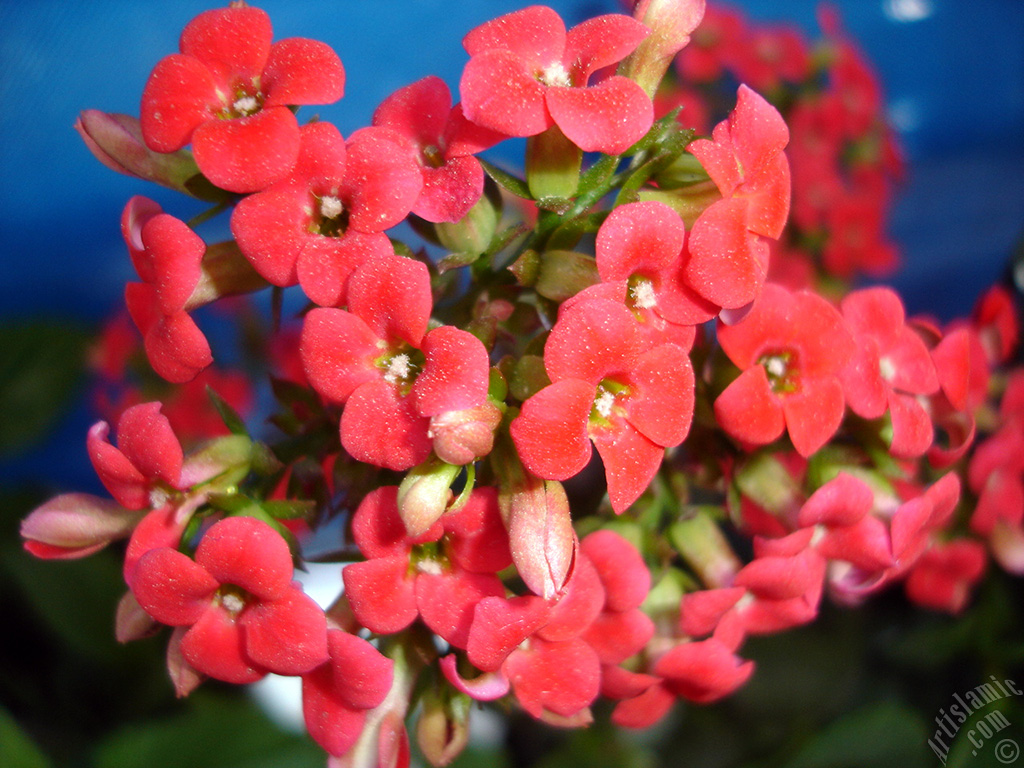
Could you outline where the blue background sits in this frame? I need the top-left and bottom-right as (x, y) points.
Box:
(1, 0), (1022, 489)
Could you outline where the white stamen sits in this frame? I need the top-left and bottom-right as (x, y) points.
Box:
(764, 355), (787, 379)
(540, 62), (572, 87)
(417, 559), (443, 576)
(384, 354), (413, 384)
(149, 487), (171, 510)
(594, 388), (616, 418)
(233, 95), (259, 115)
(879, 356), (897, 382)
(320, 195), (343, 220)
(221, 593), (246, 614)
(631, 279), (658, 310)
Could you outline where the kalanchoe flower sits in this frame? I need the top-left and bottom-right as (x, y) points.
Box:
(140, 4), (345, 193)
(714, 283), (856, 457)
(230, 122), (421, 307)
(302, 629), (394, 757)
(511, 296), (695, 512)
(121, 197), (212, 383)
(21, 493), (145, 560)
(840, 287), (940, 457)
(341, 486), (510, 648)
(131, 515), (329, 684)
(460, 5), (654, 154)
(372, 76), (506, 223)
(300, 254), (490, 470)
(685, 85), (791, 311)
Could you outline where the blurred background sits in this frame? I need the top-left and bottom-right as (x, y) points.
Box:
(1, 2), (1022, 767)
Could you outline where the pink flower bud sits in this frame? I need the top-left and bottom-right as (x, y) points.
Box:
(397, 459), (461, 537)
(429, 403), (502, 466)
(499, 476), (576, 600)
(416, 686), (470, 767)
(21, 493), (145, 559)
(115, 591), (158, 643)
(74, 110), (213, 199)
(621, 0), (707, 97)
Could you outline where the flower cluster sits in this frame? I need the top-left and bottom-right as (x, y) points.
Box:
(24, 2), (1024, 767)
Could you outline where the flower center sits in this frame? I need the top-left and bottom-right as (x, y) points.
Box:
(757, 349), (799, 394)
(879, 356), (897, 382)
(232, 95), (260, 116)
(630, 278), (658, 310)
(319, 195), (344, 220)
(217, 585), (249, 617)
(384, 353), (414, 385)
(590, 379), (631, 425)
(539, 61), (572, 88)
(422, 144), (445, 169)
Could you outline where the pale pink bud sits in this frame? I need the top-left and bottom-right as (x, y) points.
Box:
(74, 110), (216, 199)
(620, 0), (707, 97)
(429, 402), (502, 466)
(115, 590), (158, 643)
(21, 493), (144, 559)
(397, 459), (461, 537)
(416, 686), (470, 767)
(499, 476), (576, 600)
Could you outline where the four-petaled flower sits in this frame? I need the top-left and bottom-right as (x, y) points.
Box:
(131, 515), (329, 683)
(460, 5), (654, 154)
(140, 4), (345, 192)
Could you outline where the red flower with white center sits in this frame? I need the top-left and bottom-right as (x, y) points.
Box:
(510, 296), (695, 513)
(460, 5), (654, 155)
(714, 284), (856, 457)
(140, 4), (345, 193)
(230, 121), (421, 307)
(301, 630), (394, 757)
(341, 486), (509, 649)
(87, 401), (185, 511)
(595, 200), (717, 327)
(299, 254), (490, 470)
(131, 515), (329, 683)
(121, 196), (212, 383)
(686, 85), (791, 310)
(840, 287), (940, 457)
(372, 76), (506, 223)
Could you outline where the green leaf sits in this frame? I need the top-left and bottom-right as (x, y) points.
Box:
(0, 321), (89, 455)
(0, 707), (51, 768)
(206, 385), (249, 437)
(93, 690), (325, 768)
(479, 159), (533, 200)
(781, 701), (929, 768)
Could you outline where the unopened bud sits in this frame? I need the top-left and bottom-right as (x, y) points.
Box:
(429, 403), (503, 466)
(669, 507), (741, 588)
(416, 688), (471, 767)
(398, 458), (462, 537)
(499, 475), (576, 599)
(526, 125), (581, 201)
(75, 110), (223, 200)
(185, 241), (270, 311)
(21, 493), (144, 559)
(535, 249), (600, 302)
(435, 184), (501, 261)
(620, 0), (707, 97)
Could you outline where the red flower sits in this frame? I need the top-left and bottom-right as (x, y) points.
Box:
(372, 76), (506, 223)
(595, 200), (716, 327)
(121, 197), (212, 383)
(686, 85), (791, 311)
(341, 486), (509, 649)
(300, 254), (490, 470)
(131, 515), (329, 684)
(511, 297), (694, 512)
(230, 122), (421, 307)
(714, 284), (856, 456)
(140, 4), (345, 193)
(301, 630), (394, 757)
(460, 5), (653, 154)
(840, 287), (940, 457)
